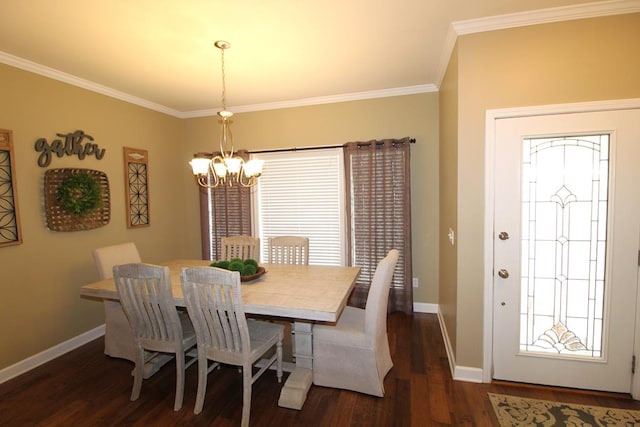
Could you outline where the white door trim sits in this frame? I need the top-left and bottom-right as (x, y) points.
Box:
(483, 98), (640, 395)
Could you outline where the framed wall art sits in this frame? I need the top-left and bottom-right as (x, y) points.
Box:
(123, 147), (149, 228)
(0, 129), (23, 246)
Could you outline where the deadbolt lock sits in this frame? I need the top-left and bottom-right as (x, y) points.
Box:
(498, 232), (510, 240)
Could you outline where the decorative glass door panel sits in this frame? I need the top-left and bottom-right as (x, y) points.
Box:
(520, 135), (609, 359)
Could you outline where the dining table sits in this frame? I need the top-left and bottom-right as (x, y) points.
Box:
(80, 259), (360, 410)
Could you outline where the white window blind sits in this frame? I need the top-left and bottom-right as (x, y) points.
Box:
(252, 148), (345, 266)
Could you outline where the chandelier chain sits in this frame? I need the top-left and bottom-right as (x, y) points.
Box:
(220, 46), (227, 112)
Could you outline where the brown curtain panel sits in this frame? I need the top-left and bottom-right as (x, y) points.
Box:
(198, 150), (252, 260)
(344, 137), (413, 314)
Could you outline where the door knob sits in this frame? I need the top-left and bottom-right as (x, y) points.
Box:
(498, 232), (510, 240)
(498, 269), (510, 279)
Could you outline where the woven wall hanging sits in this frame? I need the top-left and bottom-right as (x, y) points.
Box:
(44, 168), (110, 232)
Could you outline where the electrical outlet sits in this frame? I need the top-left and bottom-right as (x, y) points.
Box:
(412, 277), (419, 288)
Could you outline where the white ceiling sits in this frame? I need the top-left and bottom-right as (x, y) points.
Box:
(1, 0), (636, 117)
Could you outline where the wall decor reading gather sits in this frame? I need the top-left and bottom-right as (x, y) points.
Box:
(123, 147), (150, 228)
(44, 168), (110, 232)
(0, 129), (23, 247)
(34, 130), (106, 167)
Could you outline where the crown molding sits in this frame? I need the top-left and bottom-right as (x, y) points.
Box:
(435, 25), (460, 88)
(1, 49), (435, 118)
(182, 84), (438, 118)
(453, 0), (640, 35)
(0, 51), (183, 118)
(436, 0), (640, 87)
(3, 1), (638, 117)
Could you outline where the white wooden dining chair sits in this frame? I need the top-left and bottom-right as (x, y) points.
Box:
(220, 235), (260, 261)
(266, 236), (309, 364)
(267, 236), (309, 265)
(92, 242), (141, 362)
(312, 249), (399, 397)
(113, 263), (197, 411)
(181, 266), (283, 426)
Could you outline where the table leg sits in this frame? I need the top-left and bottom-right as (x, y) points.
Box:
(278, 320), (313, 409)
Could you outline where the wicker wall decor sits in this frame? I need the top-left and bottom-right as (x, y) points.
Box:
(44, 168), (110, 232)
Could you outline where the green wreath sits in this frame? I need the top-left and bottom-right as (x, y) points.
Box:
(57, 172), (101, 216)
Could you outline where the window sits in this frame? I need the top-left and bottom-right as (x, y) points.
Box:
(200, 182), (252, 260)
(200, 140), (413, 315)
(344, 138), (413, 313)
(252, 149), (346, 265)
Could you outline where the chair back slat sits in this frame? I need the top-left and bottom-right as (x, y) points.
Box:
(267, 236), (309, 265)
(114, 263), (182, 346)
(181, 267), (250, 355)
(220, 236), (260, 261)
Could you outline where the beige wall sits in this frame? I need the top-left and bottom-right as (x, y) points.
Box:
(0, 64), (187, 369)
(1, 64), (439, 371)
(445, 13), (640, 368)
(181, 94), (441, 304)
(438, 43), (459, 356)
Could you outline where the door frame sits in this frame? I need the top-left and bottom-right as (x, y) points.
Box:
(483, 98), (640, 397)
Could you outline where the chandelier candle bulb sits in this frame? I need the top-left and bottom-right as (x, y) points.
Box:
(189, 158), (211, 175)
(243, 159), (264, 177)
(212, 162), (227, 177)
(224, 157), (242, 174)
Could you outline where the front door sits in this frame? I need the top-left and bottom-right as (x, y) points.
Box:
(492, 108), (640, 393)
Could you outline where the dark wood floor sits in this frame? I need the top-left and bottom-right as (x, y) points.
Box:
(3, 313), (640, 426)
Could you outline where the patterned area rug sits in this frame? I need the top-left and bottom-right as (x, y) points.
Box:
(489, 393), (640, 426)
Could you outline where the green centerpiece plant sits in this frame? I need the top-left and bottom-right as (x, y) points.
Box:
(210, 258), (259, 276)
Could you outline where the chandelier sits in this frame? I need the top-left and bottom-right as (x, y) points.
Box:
(189, 41), (263, 188)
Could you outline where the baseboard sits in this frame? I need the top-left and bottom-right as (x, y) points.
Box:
(436, 309), (485, 383)
(0, 324), (105, 384)
(413, 302), (438, 313)
(436, 309), (457, 379)
(453, 365), (484, 383)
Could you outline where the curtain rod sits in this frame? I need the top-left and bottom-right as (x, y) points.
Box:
(248, 137), (415, 155)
